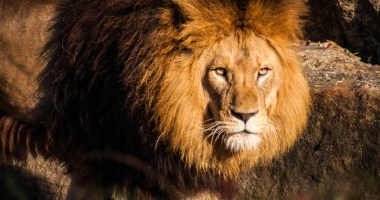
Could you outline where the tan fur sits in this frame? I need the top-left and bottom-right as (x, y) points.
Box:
(0, 0), (54, 121)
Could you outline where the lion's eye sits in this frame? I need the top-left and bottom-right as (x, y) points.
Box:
(214, 67), (227, 77)
(258, 67), (270, 78)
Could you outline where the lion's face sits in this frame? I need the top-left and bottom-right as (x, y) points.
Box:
(152, 1), (310, 176)
(202, 34), (281, 152)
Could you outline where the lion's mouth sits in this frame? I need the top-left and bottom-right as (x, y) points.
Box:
(223, 131), (262, 152)
(229, 130), (257, 136)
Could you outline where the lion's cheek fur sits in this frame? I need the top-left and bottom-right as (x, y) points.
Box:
(153, 57), (212, 170)
(151, 55), (250, 177)
(258, 51), (310, 164)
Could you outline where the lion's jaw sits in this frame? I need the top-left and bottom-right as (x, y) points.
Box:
(203, 34), (281, 152)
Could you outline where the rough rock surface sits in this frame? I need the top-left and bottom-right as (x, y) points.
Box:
(305, 0), (380, 64)
(240, 42), (380, 199)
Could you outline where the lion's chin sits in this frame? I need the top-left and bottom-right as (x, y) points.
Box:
(223, 132), (261, 152)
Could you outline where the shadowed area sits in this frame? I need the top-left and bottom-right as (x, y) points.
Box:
(305, 0), (380, 64)
(0, 164), (55, 200)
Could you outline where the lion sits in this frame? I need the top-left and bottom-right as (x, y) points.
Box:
(0, 0), (310, 199)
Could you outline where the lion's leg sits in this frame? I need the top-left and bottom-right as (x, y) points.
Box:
(66, 171), (115, 200)
(67, 171), (158, 200)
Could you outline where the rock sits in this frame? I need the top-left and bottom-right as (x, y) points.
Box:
(240, 42), (380, 199)
(305, 0), (380, 64)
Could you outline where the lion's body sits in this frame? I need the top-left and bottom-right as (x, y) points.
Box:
(0, 0), (54, 121)
(0, 0), (310, 199)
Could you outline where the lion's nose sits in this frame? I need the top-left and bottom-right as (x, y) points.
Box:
(231, 109), (259, 123)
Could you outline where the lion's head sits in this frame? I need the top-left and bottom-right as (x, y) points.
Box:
(144, 0), (311, 177)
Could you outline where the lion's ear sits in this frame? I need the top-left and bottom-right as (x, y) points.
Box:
(167, 2), (190, 30)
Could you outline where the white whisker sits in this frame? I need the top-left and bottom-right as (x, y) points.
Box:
(214, 129), (225, 144)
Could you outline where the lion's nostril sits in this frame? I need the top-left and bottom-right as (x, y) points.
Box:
(231, 109), (259, 123)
